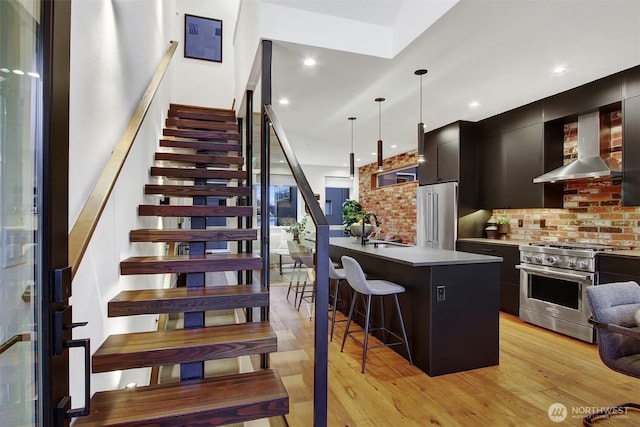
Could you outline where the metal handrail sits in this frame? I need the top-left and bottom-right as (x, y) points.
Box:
(257, 39), (328, 427)
(0, 333), (30, 356)
(264, 103), (329, 427)
(68, 40), (178, 279)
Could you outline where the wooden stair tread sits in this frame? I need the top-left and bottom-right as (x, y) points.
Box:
(74, 369), (288, 426)
(138, 205), (253, 217)
(166, 117), (239, 132)
(93, 322), (276, 372)
(159, 139), (242, 152)
(130, 228), (257, 242)
(163, 128), (241, 141)
(109, 283), (269, 317)
(150, 166), (246, 181)
(167, 110), (237, 123)
(120, 253), (262, 275)
(155, 152), (244, 165)
(170, 103), (236, 117)
(144, 184), (250, 197)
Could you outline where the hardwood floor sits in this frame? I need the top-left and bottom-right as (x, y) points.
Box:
(268, 276), (640, 426)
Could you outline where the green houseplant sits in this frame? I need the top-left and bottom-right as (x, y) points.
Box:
(496, 216), (510, 234)
(342, 199), (365, 237)
(283, 217), (307, 242)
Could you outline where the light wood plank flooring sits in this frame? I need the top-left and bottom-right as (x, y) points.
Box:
(268, 277), (640, 426)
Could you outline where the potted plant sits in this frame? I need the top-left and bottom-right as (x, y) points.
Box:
(496, 216), (510, 235)
(283, 217), (307, 242)
(342, 199), (365, 237)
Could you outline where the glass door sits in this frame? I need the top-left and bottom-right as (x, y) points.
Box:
(0, 0), (42, 425)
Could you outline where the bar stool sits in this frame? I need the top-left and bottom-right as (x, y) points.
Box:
(296, 254), (316, 314)
(286, 240), (310, 306)
(340, 255), (413, 373)
(328, 258), (348, 341)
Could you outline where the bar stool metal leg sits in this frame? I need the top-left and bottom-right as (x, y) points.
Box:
(340, 293), (358, 353)
(329, 278), (340, 341)
(362, 294), (372, 373)
(394, 294), (413, 365)
(286, 260), (299, 301)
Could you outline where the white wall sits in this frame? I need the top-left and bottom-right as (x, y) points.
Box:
(233, 0), (262, 116)
(69, 0), (178, 404)
(172, 0), (240, 108)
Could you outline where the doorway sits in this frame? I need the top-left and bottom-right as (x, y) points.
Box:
(325, 187), (350, 237)
(0, 1), (72, 425)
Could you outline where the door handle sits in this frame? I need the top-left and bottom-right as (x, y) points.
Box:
(54, 307), (91, 423)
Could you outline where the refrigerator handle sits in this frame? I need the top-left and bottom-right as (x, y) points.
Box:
(433, 193), (439, 245)
(426, 192), (433, 243)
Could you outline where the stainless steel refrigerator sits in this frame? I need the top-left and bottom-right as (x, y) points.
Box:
(416, 182), (458, 250)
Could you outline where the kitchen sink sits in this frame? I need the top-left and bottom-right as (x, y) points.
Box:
(352, 239), (406, 248)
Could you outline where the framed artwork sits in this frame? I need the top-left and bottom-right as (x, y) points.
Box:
(184, 14), (222, 63)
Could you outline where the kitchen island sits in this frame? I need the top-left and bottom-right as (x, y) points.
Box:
(329, 237), (502, 376)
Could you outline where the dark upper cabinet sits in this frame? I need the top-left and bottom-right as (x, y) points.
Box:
(419, 121), (478, 216)
(478, 123), (562, 209)
(423, 139), (459, 184)
(420, 121), (467, 185)
(478, 134), (505, 209)
(623, 95), (640, 206)
(506, 124), (544, 207)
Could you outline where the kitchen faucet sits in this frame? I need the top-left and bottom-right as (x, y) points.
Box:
(361, 213), (380, 246)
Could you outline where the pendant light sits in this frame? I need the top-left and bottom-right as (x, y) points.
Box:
(348, 117), (356, 179)
(375, 97), (385, 172)
(415, 69), (428, 163)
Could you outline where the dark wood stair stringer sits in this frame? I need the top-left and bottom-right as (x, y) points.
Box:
(76, 104), (288, 426)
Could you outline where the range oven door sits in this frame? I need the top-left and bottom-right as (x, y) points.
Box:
(517, 263), (596, 342)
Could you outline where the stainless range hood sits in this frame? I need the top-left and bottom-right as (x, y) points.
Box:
(533, 111), (621, 183)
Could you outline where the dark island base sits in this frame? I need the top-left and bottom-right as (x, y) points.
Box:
(330, 245), (500, 377)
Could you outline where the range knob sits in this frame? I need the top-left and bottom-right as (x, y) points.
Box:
(579, 260), (590, 269)
(534, 256), (543, 263)
(524, 254), (532, 262)
(545, 256), (558, 265)
(567, 259), (576, 268)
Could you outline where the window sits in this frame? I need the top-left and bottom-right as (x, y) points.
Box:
(255, 185), (298, 226)
(376, 166), (418, 188)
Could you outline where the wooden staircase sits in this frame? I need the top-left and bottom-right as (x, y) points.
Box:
(76, 104), (288, 426)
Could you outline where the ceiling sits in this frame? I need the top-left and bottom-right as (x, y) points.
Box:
(264, 0), (640, 169)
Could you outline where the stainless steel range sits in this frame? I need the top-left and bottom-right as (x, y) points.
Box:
(517, 242), (616, 343)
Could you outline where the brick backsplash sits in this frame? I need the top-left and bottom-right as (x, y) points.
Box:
(495, 110), (640, 249)
(358, 151), (419, 244)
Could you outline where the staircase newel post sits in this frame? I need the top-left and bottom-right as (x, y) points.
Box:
(260, 40), (273, 369)
(245, 89), (254, 313)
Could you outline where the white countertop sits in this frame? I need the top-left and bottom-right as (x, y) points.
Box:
(330, 237), (502, 267)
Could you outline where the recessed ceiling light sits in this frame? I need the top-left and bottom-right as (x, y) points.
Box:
(371, 152), (376, 156)
(12, 69), (24, 75)
(303, 58), (316, 67)
(279, 160), (285, 163)
(0, 68), (10, 73)
(356, 158), (361, 162)
(279, 98), (289, 105)
(469, 101), (480, 108)
(552, 66), (567, 74)
(390, 144), (397, 149)
(27, 72), (40, 79)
